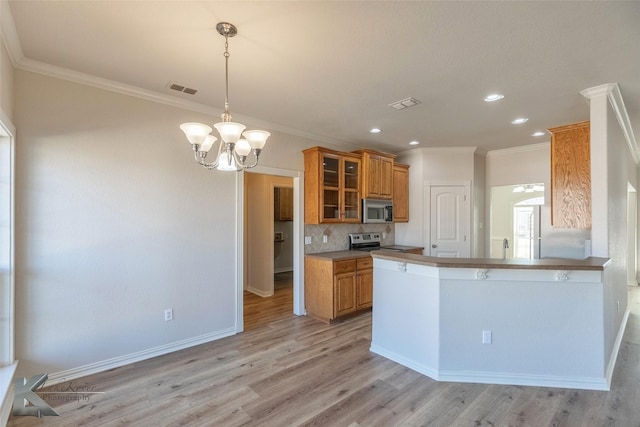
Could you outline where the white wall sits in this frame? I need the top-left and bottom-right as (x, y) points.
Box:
(0, 38), (13, 121)
(473, 151), (487, 257)
(11, 69), (349, 380)
(485, 143), (550, 190)
(584, 84), (638, 375)
(396, 147), (484, 256)
(13, 70), (238, 377)
(603, 100), (636, 360)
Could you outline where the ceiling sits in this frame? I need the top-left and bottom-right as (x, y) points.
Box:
(4, 1), (640, 154)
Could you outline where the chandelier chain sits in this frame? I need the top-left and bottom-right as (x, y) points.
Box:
(222, 34), (231, 122)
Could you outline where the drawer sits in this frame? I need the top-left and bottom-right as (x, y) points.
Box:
(356, 257), (373, 270)
(334, 259), (356, 274)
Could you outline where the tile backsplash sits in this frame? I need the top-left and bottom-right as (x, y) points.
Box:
(304, 223), (395, 254)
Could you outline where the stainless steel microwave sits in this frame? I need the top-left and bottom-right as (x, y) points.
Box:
(362, 199), (393, 223)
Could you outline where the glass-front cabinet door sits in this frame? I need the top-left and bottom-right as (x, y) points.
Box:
(321, 154), (341, 221)
(320, 153), (361, 223)
(342, 157), (361, 222)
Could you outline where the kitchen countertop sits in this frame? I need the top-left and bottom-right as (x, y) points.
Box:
(370, 252), (611, 271)
(305, 246), (423, 261)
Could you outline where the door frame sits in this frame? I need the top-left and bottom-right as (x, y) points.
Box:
(236, 165), (305, 332)
(0, 109), (15, 366)
(423, 180), (471, 257)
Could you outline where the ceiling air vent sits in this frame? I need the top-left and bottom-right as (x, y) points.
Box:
(169, 82), (198, 96)
(389, 97), (421, 110)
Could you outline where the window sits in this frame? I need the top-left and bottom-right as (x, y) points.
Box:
(513, 197), (544, 259)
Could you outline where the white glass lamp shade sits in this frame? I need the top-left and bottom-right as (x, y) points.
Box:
(235, 139), (251, 156)
(199, 135), (217, 153)
(217, 151), (237, 171)
(213, 122), (246, 144)
(243, 130), (270, 150)
(180, 122), (213, 146)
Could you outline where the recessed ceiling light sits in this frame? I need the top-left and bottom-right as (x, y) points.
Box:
(409, 141), (420, 146)
(484, 93), (504, 102)
(369, 128), (381, 134)
(511, 118), (528, 125)
(532, 131), (545, 137)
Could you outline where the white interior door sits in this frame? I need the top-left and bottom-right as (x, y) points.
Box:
(429, 185), (469, 257)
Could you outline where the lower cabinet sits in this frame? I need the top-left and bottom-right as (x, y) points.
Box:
(355, 257), (373, 310)
(305, 255), (373, 323)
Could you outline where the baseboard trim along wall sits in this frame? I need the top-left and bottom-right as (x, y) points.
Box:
(45, 327), (237, 386)
(246, 286), (273, 298)
(370, 345), (609, 391)
(605, 307), (631, 389)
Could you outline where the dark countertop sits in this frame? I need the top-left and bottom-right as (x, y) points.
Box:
(371, 252), (611, 271)
(306, 246), (424, 261)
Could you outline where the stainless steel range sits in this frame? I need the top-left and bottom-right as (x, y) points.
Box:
(349, 233), (405, 252)
(349, 232), (382, 251)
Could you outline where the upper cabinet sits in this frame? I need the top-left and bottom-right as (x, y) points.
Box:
(353, 149), (395, 199)
(549, 121), (591, 228)
(393, 163), (410, 223)
(274, 187), (293, 221)
(303, 147), (362, 224)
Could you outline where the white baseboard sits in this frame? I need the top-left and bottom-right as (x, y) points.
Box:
(246, 286), (273, 298)
(45, 327), (236, 386)
(370, 344), (609, 391)
(370, 345), (439, 379)
(605, 307), (631, 389)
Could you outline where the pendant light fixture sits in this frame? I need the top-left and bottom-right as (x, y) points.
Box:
(180, 22), (269, 171)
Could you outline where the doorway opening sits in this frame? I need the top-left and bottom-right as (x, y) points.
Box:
(242, 172), (297, 330)
(513, 197), (544, 259)
(489, 184), (544, 259)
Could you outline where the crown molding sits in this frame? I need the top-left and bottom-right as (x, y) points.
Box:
(15, 58), (348, 146)
(0, 0), (23, 65)
(400, 146), (482, 156)
(581, 83), (639, 164)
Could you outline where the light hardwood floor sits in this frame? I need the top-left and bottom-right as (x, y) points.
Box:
(243, 272), (294, 330)
(8, 287), (640, 426)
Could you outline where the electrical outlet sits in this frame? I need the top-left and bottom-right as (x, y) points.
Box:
(164, 308), (173, 322)
(482, 330), (492, 344)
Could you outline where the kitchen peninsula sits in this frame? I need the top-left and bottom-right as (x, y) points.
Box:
(369, 252), (625, 391)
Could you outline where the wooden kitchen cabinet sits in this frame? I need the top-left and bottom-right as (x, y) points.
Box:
(305, 255), (373, 323)
(274, 187), (293, 221)
(355, 257), (373, 310)
(549, 121), (591, 228)
(392, 163), (410, 222)
(303, 147), (361, 224)
(353, 149), (395, 200)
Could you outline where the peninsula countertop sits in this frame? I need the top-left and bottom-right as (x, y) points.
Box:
(370, 252), (611, 271)
(305, 246), (424, 261)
